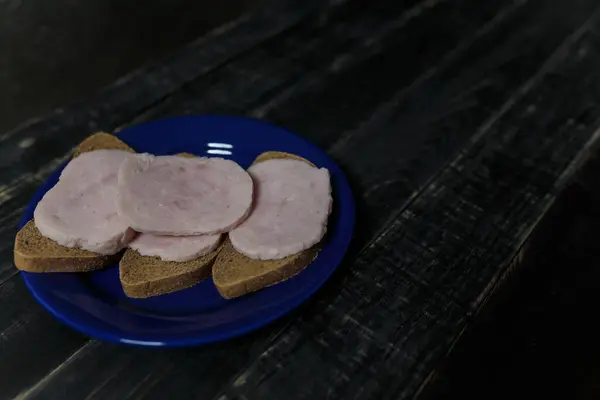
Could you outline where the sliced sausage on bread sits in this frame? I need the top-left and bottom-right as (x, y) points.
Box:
(212, 151), (328, 299)
(118, 153), (225, 298)
(14, 132), (135, 272)
(117, 153), (253, 236)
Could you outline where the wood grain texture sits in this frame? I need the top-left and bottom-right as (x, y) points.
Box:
(128, 0), (444, 123)
(1, 0), (600, 399)
(420, 152), (600, 400)
(139, 0), (516, 143)
(216, 11), (600, 400)
(0, 279), (89, 399)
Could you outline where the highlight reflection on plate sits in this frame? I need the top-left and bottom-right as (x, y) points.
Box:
(19, 115), (355, 347)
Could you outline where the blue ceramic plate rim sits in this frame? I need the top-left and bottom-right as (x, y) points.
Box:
(19, 115), (355, 347)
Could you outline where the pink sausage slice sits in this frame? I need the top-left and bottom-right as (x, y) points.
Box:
(117, 154), (253, 235)
(34, 150), (136, 255)
(129, 233), (222, 262)
(229, 159), (332, 260)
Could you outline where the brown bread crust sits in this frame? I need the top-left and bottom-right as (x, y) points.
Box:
(119, 243), (222, 298)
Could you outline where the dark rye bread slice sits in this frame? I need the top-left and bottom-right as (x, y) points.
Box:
(14, 221), (124, 273)
(119, 241), (223, 298)
(118, 152), (224, 299)
(212, 151), (321, 299)
(14, 132), (134, 272)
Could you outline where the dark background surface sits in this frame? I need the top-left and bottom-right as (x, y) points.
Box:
(1, 0), (599, 398)
(0, 0), (260, 133)
(423, 153), (600, 399)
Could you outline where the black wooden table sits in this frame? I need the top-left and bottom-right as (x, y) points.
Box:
(422, 151), (600, 399)
(2, 0), (600, 398)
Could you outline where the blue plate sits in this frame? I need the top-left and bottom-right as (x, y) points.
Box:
(19, 116), (355, 347)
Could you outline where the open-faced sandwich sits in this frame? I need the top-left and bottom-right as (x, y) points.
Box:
(117, 152), (253, 298)
(14, 133), (136, 273)
(14, 133), (332, 300)
(212, 152), (333, 299)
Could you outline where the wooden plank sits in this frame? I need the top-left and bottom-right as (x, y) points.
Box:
(256, 0), (515, 149)
(16, 338), (263, 400)
(127, 0), (440, 123)
(9, 1), (599, 399)
(215, 11), (600, 400)
(16, 283), (465, 400)
(420, 153), (600, 399)
(137, 0), (514, 147)
(0, 278), (89, 399)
